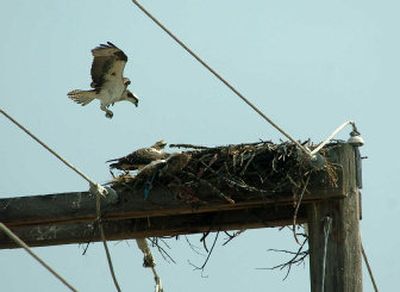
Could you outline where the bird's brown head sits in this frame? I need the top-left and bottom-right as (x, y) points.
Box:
(152, 140), (167, 150)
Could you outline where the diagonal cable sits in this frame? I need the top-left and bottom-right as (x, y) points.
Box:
(362, 242), (379, 292)
(131, 0), (310, 155)
(0, 107), (121, 292)
(0, 108), (96, 186)
(0, 222), (78, 292)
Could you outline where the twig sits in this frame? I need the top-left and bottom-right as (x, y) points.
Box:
(184, 170), (235, 204)
(240, 151), (256, 176)
(81, 241), (92, 255)
(184, 236), (206, 256)
(169, 143), (211, 150)
(199, 153), (219, 177)
(148, 237), (176, 264)
(292, 174), (311, 244)
(223, 176), (270, 193)
(258, 236), (308, 280)
(200, 231), (210, 253)
(189, 231), (220, 272)
(222, 230), (246, 246)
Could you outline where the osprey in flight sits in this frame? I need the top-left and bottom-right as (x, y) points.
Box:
(68, 42), (139, 118)
(107, 140), (169, 171)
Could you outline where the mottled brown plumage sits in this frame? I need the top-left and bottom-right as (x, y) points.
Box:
(107, 140), (169, 171)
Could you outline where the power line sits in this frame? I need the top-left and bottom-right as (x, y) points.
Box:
(0, 222), (78, 292)
(93, 185), (122, 292)
(0, 108), (97, 187)
(130, 1), (365, 160)
(362, 242), (379, 292)
(0, 107), (121, 292)
(130, 0), (311, 156)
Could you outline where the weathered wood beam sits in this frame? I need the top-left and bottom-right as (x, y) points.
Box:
(0, 205), (307, 249)
(0, 170), (343, 228)
(307, 145), (362, 292)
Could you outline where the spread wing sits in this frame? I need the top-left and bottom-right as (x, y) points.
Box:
(90, 42), (128, 89)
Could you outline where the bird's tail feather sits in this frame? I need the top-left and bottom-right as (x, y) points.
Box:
(67, 89), (97, 106)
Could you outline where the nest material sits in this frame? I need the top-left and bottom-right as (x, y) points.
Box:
(110, 141), (337, 204)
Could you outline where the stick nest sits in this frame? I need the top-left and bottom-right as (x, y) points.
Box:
(110, 141), (338, 205)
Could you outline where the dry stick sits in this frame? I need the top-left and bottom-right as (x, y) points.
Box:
(190, 231), (220, 272)
(169, 144), (211, 150)
(130, 0), (311, 157)
(184, 236), (205, 256)
(0, 222), (78, 292)
(149, 237), (177, 264)
(259, 236), (308, 280)
(0, 108), (121, 292)
(222, 230), (246, 246)
(292, 174), (311, 244)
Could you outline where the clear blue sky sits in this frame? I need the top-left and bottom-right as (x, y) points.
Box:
(1, 0), (398, 291)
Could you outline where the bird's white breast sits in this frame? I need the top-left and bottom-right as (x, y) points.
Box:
(99, 80), (125, 106)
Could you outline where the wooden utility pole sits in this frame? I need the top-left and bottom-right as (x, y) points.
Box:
(307, 145), (362, 292)
(0, 143), (363, 290)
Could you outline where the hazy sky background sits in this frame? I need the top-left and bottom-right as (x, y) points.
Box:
(1, 0), (399, 291)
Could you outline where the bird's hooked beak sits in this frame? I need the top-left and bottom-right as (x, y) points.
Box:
(127, 91), (139, 107)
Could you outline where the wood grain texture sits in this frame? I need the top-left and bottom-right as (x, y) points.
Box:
(307, 144), (362, 292)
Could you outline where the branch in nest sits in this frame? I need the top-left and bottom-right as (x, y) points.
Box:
(183, 170), (235, 204)
(257, 236), (309, 280)
(292, 174), (311, 244)
(188, 231), (220, 274)
(169, 144), (211, 150)
(200, 231), (211, 252)
(184, 236), (206, 256)
(148, 237), (176, 264)
(239, 151), (257, 176)
(223, 176), (270, 194)
(222, 230), (246, 246)
(197, 153), (219, 178)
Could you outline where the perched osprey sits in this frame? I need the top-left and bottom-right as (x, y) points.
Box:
(107, 140), (169, 171)
(68, 42), (139, 118)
